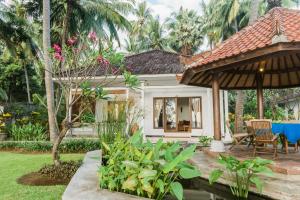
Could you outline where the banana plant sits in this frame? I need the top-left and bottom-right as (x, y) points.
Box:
(99, 131), (201, 200)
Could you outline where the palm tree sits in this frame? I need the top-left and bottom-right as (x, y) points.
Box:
(26, 0), (134, 46)
(145, 17), (166, 50)
(0, 1), (41, 103)
(166, 8), (203, 55)
(125, 1), (154, 53)
(131, 1), (152, 38)
(43, 0), (58, 142)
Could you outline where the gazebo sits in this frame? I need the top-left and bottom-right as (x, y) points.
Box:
(181, 8), (300, 152)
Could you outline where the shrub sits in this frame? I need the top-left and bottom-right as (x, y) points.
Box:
(80, 112), (95, 123)
(10, 123), (46, 141)
(198, 136), (213, 147)
(209, 155), (273, 199)
(99, 132), (201, 200)
(0, 138), (100, 153)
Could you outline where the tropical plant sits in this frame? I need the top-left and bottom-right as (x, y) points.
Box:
(49, 32), (139, 165)
(10, 123), (46, 141)
(198, 136), (213, 147)
(80, 111), (95, 123)
(145, 17), (167, 50)
(166, 8), (203, 55)
(26, 0), (134, 46)
(99, 132), (201, 200)
(0, 88), (8, 102)
(0, 0), (42, 103)
(209, 155), (273, 199)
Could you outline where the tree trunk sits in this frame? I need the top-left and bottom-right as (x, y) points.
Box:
(43, 0), (58, 142)
(52, 123), (69, 166)
(61, 0), (72, 45)
(234, 0), (261, 132)
(248, 0), (260, 25)
(24, 64), (31, 103)
(234, 91), (246, 133)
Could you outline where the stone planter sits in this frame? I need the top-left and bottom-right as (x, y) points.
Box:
(63, 150), (150, 200)
(0, 132), (7, 141)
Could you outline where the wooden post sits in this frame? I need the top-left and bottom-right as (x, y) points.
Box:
(256, 74), (264, 119)
(212, 73), (221, 140)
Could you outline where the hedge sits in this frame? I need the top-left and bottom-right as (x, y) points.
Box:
(0, 138), (100, 153)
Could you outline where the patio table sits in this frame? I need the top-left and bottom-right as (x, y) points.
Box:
(272, 122), (300, 144)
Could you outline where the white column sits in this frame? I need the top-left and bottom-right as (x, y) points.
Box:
(95, 99), (107, 123)
(223, 90), (232, 143)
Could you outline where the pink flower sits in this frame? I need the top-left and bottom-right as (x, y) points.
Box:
(53, 44), (61, 53)
(54, 52), (64, 61)
(97, 55), (104, 63)
(112, 67), (119, 75)
(88, 31), (97, 42)
(67, 37), (77, 46)
(97, 55), (110, 66)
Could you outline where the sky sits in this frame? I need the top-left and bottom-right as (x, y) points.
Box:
(146, 0), (203, 22)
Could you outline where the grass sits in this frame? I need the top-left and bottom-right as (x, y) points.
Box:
(0, 152), (83, 200)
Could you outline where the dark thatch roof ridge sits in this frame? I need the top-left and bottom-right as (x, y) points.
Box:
(123, 49), (186, 75)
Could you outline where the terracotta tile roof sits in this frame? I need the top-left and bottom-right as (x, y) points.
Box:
(190, 7), (300, 68)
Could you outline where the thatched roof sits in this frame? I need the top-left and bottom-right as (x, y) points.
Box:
(124, 50), (185, 75)
(93, 50), (186, 76)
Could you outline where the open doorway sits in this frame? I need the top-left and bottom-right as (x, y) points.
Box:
(177, 97), (191, 132)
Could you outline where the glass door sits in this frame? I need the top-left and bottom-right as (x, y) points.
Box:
(164, 97), (177, 132)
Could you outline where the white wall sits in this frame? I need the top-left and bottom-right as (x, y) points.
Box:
(143, 86), (228, 137)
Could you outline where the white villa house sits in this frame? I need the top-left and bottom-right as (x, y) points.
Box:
(70, 50), (229, 143)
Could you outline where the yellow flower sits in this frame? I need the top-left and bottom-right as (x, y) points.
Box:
(0, 123), (5, 127)
(3, 113), (12, 117)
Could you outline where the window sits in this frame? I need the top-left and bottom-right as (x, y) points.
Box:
(153, 98), (164, 128)
(153, 97), (202, 131)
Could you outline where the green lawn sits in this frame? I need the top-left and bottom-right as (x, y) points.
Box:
(0, 152), (83, 200)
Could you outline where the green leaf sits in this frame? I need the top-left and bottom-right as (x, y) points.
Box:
(209, 169), (223, 184)
(163, 144), (196, 173)
(122, 160), (138, 169)
(122, 176), (138, 191)
(154, 159), (167, 166)
(138, 169), (157, 179)
(170, 182), (183, 200)
(141, 181), (154, 195)
(156, 179), (165, 193)
(101, 142), (110, 152)
(179, 168), (201, 179)
(129, 131), (142, 145)
(250, 176), (263, 193)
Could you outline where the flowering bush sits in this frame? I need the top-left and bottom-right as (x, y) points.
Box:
(0, 112), (12, 133)
(49, 31), (140, 164)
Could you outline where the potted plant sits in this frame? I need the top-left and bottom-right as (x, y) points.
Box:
(198, 136), (213, 149)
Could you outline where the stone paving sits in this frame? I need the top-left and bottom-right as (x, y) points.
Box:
(190, 147), (300, 200)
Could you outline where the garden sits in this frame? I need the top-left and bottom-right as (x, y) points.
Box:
(1, 0), (300, 200)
